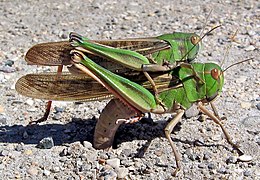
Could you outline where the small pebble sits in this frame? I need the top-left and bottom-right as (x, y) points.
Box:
(185, 104), (199, 118)
(25, 99), (34, 106)
(106, 158), (120, 169)
(59, 32), (67, 39)
(54, 106), (65, 113)
(121, 25), (129, 30)
(98, 159), (106, 165)
(116, 167), (128, 179)
(240, 102), (252, 109)
(218, 167), (227, 174)
(128, 166), (135, 172)
(238, 154), (253, 162)
(244, 45), (255, 51)
(15, 143), (24, 151)
(4, 60), (14, 66)
(211, 134), (222, 141)
(52, 166), (60, 173)
(203, 152), (211, 160)
(27, 166), (38, 176)
(103, 170), (117, 179)
(226, 156), (237, 164)
(256, 103), (260, 110)
(99, 152), (109, 160)
(0, 149), (9, 156)
(244, 170), (252, 176)
(247, 30), (256, 36)
(53, 113), (62, 120)
(0, 114), (7, 125)
(83, 141), (93, 149)
(207, 162), (216, 169)
(27, 108), (37, 112)
(255, 169), (260, 176)
(0, 65), (16, 73)
(11, 100), (23, 104)
(0, 105), (4, 113)
(23, 149), (33, 155)
(0, 74), (6, 83)
(198, 114), (206, 122)
(154, 149), (163, 157)
(198, 163), (206, 169)
(37, 137), (54, 149)
(43, 169), (51, 176)
(23, 131), (29, 139)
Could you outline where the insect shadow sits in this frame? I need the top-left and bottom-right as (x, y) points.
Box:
(0, 116), (230, 154)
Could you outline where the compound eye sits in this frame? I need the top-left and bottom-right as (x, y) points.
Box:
(211, 68), (220, 80)
(191, 36), (200, 45)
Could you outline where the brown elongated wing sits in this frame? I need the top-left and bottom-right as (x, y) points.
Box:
(25, 36), (170, 66)
(25, 41), (73, 65)
(95, 37), (170, 55)
(15, 73), (113, 101)
(15, 71), (179, 102)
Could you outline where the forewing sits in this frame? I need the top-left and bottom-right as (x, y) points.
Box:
(15, 73), (113, 101)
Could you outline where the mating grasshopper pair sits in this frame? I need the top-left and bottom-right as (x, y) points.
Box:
(16, 29), (249, 175)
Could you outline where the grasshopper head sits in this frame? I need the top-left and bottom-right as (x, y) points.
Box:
(204, 63), (224, 102)
(157, 32), (201, 62)
(186, 33), (201, 61)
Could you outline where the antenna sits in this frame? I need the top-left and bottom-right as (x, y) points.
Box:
(223, 58), (253, 72)
(199, 9), (213, 37)
(220, 44), (232, 68)
(220, 29), (240, 68)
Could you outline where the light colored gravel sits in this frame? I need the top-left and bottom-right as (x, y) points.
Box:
(0, 0), (259, 179)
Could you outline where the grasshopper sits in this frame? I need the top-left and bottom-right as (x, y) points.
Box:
(16, 44), (252, 174)
(22, 30), (211, 124)
(68, 26), (219, 93)
(69, 50), (252, 175)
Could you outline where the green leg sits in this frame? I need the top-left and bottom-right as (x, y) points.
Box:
(143, 72), (166, 110)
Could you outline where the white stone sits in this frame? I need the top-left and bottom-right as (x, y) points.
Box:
(106, 158), (120, 169)
(26, 99), (34, 106)
(245, 45), (255, 51)
(240, 102), (252, 109)
(43, 169), (51, 176)
(238, 154), (253, 162)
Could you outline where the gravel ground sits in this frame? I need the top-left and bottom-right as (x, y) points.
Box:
(0, 0), (259, 179)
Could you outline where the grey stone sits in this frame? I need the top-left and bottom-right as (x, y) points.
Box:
(37, 137), (54, 149)
(185, 104), (200, 118)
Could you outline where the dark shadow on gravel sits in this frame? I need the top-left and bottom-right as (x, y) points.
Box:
(0, 118), (96, 146)
(0, 117), (230, 152)
(0, 117), (167, 146)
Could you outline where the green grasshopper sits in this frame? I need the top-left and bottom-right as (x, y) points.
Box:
(23, 30), (211, 124)
(16, 44), (252, 175)
(69, 50), (252, 175)
(69, 27), (220, 93)
(26, 31), (202, 68)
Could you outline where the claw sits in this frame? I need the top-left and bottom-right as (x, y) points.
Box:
(69, 32), (86, 46)
(70, 50), (85, 64)
(116, 116), (142, 124)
